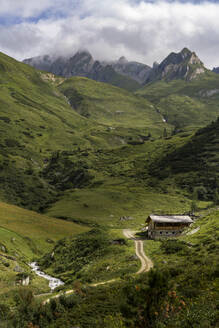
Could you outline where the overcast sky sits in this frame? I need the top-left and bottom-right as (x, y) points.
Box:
(0, 0), (218, 68)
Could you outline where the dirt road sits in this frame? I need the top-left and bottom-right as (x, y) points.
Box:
(123, 229), (153, 274)
(41, 229), (153, 304)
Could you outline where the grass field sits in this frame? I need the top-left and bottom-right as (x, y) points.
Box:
(0, 202), (88, 251)
(46, 187), (194, 227)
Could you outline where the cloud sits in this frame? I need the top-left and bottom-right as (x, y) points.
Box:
(0, 0), (77, 18)
(0, 0), (219, 68)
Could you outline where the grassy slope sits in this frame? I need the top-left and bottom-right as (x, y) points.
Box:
(14, 208), (218, 328)
(44, 118), (219, 234)
(0, 52), (93, 152)
(0, 52), (170, 210)
(0, 52), (96, 209)
(58, 76), (168, 137)
(143, 209), (219, 327)
(149, 117), (219, 201)
(89, 64), (142, 92)
(137, 72), (219, 131)
(0, 201), (88, 296)
(45, 135), (210, 227)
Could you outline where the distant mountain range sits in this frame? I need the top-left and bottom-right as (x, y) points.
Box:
(212, 67), (219, 74)
(23, 51), (152, 84)
(23, 48), (216, 90)
(23, 51), (145, 91)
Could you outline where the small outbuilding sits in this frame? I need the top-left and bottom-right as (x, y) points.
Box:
(146, 214), (193, 239)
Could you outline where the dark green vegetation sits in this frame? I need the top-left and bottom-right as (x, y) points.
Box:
(150, 117), (219, 201)
(44, 137), (195, 227)
(0, 50), (219, 327)
(39, 228), (137, 284)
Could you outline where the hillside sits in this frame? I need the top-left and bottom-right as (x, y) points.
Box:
(137, 72), (219, 131)
(0, 52), (168, 210)
(7, 208), (218, 328)
(0, 201), (88, 296)
(0, 52), (98, 209)
(149, 117), (219, 202)
(0, 50), (217, 225)
(58, 76), (167, 134)
(44, 135), (197, 227)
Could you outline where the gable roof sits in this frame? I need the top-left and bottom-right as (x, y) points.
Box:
(147, 214), (193, 224)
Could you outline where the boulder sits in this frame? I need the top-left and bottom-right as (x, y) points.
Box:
(14, 265), (24, 273)
(1, 245), (6, 252)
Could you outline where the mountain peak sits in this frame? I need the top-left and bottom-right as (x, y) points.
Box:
(145, 48), (206, 84)
(72, 50), (93, 60)
(180, 47), (192, 56)
(118, 56), (128, 64)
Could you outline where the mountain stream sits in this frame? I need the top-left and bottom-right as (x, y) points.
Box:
(30, 262), (64, 291)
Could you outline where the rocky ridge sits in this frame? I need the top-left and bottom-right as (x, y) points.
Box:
(23, 51), (152, 84)
(23, 51), (141, 91)
(145, 48), (207, 83)
(109, 56), (151, 83)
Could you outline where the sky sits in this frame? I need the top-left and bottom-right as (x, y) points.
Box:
(0, 0), (219, 68)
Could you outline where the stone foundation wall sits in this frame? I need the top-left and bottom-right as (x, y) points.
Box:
(148, 229), (182, 239)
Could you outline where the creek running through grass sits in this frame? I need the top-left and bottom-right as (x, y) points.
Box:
(30, 262), (64, 291)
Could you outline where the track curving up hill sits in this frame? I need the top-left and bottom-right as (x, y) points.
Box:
(123, 229), (153, 273)
(41, 229), (153, 304)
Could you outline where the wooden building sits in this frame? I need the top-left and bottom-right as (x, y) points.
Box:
(146, 214), (193, 239)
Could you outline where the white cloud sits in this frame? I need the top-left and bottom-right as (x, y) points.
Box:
(0, 0), (219, 68)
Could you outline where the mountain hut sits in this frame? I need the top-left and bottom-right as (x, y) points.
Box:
(146, 214), (193, 239)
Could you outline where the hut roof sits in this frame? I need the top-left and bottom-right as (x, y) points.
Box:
(147, 214), (193, 224)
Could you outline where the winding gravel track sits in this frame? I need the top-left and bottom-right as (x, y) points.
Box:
(41, 229), (153, 304)
(123, 229), (153, 274)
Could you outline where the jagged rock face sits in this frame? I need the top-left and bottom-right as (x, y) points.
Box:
(23, 51), (151, 84)
(23, 55), (53, 72)
(111, 57), (152, 83)
(24, 51), (95, 78)
(213, 67), (219, 74)
(62, 51), (95, 77)
(23, 51), (142, 90)
(146, 48), (206, 84)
